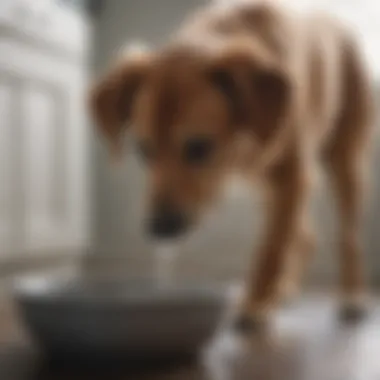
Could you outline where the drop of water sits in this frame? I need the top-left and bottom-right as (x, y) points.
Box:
(154, 243), (179, 289)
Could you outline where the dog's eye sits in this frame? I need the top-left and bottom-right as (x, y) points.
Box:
(183, 138), (214, 165)
(137, 141), (155, 163)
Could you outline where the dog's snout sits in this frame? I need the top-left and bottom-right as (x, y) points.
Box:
(147, 200), (189, 239)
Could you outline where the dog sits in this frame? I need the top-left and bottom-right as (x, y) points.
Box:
(89, 0), (374, 332)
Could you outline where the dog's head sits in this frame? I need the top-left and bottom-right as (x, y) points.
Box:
(89, 41), (292, 240)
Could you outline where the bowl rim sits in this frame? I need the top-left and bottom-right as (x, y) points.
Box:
(10, 273), (228, 307)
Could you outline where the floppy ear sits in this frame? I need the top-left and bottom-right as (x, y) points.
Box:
(206, 46), (291, 147)
(89, 53), (151, 159)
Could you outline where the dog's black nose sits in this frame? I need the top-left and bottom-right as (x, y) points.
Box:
(147, 201), (188, 239)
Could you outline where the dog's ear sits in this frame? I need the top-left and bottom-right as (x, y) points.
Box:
(206, 45), (291, 146)
(89, 53), (151, 159)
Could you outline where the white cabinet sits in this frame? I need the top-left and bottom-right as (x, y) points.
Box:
(0, 0), (90, 258)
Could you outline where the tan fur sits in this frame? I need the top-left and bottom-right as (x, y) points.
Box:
(89, 0), (374, 325)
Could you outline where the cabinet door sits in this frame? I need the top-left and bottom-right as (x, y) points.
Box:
(0, 3), (89, 259)
(0, 71), (88, 257)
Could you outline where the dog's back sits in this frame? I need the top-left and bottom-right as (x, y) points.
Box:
(176, 0), (373, 156)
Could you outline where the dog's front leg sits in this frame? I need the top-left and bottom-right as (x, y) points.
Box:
(235, 160), (309, 334)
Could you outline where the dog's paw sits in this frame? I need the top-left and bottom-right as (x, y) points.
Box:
(338, 302), (367, 324)
(232, 313), (268, 335)
(233, 314), (256, 334)
(338, 293), (369, 324)
(279, 287), (299, 309)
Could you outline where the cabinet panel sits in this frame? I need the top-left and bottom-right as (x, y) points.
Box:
(24, 86), (55, 227)
(0, 81), (12, 254)
(22, 83), (64, 250)
(0, 73), (87, 256)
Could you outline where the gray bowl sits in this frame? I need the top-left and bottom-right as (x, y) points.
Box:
(12, 275), (226, 364)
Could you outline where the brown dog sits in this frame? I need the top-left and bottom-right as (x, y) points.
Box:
(89, 0), (374, 332)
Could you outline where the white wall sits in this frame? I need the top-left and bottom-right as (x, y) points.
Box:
(90, 0), (380, 284)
